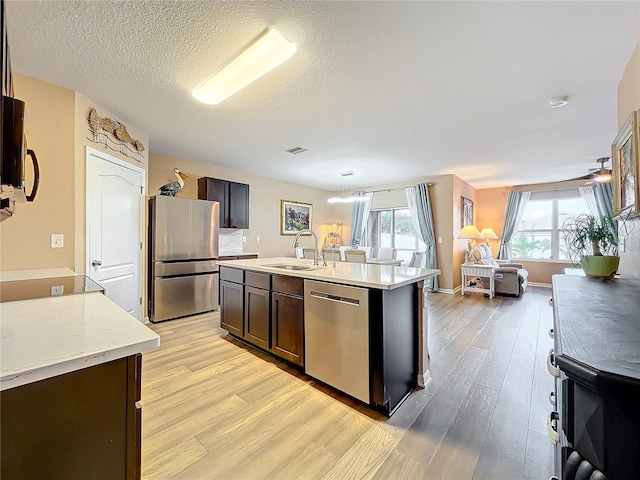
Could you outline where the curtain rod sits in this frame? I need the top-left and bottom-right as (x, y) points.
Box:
(502, 184), (587, 195)
(359, 182), (435, 195)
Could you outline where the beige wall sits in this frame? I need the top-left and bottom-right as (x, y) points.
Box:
(452, 176), (477, 288)
(1, 74), (149, 286)
(617, 40), (640, 279)
(73, 92), (149, 274)
(0, 74), (75, 270)
(149, 152), (342, 258)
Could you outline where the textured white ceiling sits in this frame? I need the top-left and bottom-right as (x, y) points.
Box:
(5, 1), (640, 191)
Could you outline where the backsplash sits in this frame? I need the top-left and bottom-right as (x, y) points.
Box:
(219, 229), (243, 254)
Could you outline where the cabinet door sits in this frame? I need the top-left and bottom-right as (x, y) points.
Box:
(244, 286), (270, 350)
(198, 177), (230, 227)
(229, 181), (249, 228)
(271, 292), (304, 366)
(220, 280), (243, 336)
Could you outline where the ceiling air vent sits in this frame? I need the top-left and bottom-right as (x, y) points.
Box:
(285, 147), (308, 155)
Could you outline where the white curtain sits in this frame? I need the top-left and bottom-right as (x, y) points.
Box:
(578, 186), (598, 216)
(349, 192), (373, 248)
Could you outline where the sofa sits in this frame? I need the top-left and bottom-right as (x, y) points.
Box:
(472, 245), (528, 296)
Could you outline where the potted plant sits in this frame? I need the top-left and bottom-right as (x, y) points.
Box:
(562, 208), (634, 278)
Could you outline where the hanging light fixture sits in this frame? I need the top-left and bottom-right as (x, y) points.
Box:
(192, 28), (297, 105)
(327, 171), (368, 203)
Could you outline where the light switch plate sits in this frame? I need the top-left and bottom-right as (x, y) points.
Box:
(51, 234), (64, 248)
(242, 236), (247, 243)
(437, 237), (443, 244)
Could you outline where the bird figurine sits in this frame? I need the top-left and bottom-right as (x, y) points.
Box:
(159, 168), (187, 196)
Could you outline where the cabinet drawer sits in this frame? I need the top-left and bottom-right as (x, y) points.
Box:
(246, 271), (270, 290)
(273, 275), (304, 297)
(220, 266), (244, 284)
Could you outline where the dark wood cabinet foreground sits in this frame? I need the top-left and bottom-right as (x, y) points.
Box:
(551, 275), (640, 480)
(198, 177), (249, 228)
(219, 266), (304, 367)
(1, 354), (142, 480)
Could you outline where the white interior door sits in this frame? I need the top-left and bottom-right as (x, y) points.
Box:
(86, 147), (144, 319)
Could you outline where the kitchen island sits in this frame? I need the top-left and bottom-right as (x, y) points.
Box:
(217, 257), (440, 415)
(0, 273), (160, 480)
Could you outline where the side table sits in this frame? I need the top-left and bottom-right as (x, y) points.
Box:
(461, 264), (495, 298)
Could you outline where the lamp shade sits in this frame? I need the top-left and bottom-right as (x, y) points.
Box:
(457, 225), (483, 240)
(480, 228), (499, 240)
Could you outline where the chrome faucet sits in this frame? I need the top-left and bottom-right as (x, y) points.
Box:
(292, 229), (325, 266)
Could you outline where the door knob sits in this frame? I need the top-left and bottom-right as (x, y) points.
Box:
(92, 260), (102, 266)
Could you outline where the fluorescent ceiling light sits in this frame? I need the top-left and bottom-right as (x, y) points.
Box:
(192, 28), (296, 105)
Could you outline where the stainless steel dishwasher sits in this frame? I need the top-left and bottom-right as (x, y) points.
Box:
(304, 280), (370, 403)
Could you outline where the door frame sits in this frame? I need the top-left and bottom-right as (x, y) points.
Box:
(85, 146), (146, 320)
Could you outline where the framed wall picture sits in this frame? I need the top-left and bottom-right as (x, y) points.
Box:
(281, 200), (313, 235)
(461, 196), (474, 228)
(612, 110), (640, 215)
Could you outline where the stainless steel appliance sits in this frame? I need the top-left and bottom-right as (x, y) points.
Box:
(148, 195), (219, 322)
(304, 280), (370, 403)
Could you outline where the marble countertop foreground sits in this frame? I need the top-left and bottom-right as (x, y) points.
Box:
(1, 293), (160, 391)
(217, 257), (440, 290)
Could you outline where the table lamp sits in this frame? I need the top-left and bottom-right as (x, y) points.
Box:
(458, 225), (483, 264)
(480, 228), (499, 247)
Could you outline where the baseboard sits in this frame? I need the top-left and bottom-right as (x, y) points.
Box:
(528, 282), (552, 288)
(437, 286), (461, 295)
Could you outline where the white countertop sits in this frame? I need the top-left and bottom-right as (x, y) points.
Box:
(0, 267), (77, 281)
(218, 257), (440, 290)
(0, 293), (160, 391)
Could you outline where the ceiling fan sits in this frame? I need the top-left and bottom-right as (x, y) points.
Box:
(585, 157), (612, 184)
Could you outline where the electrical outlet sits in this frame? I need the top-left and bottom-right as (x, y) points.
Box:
(242, 236), (247, 243)
(51, 285), (64, 296)
(437, 237), (443, 244)
(256, 236), (260, 243)
(51, 234), (64, 248)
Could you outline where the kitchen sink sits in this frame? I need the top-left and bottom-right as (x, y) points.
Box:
(264, 264), (314, 271)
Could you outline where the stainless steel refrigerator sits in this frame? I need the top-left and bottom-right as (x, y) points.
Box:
(148, 195), (219, 322)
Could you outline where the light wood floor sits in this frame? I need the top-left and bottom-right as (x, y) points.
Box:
(141, 287), (555, 480)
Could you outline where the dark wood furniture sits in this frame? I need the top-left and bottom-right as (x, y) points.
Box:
(550, 275), (640, 480)
(197, 177), (249, 228)
(271, 275), (304, 366)
(218, 265), (418, 415)
(219, 266), (305, 366)
(1, 354), (142, 480)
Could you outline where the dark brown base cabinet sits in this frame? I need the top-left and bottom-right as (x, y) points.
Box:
(271, 292), (304, 367)
(244, 285), (270, 350)
(1, 355), (142, 480)
(219, 266), (304, 367)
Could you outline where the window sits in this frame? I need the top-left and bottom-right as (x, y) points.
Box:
(365, 208), (425, 264)
(511, 192), (590, 261)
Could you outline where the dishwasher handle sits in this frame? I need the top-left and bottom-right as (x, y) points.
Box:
(309, 290), (360, 306)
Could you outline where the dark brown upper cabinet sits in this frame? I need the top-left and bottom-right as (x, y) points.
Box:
(197, 177), (249, 228)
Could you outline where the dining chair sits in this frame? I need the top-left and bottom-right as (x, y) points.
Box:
(302, 248), (317, 260)
(345, 249), (367, 263)
(322, 249), (341, 262)
(377, 247), (396, 260)
(408, 252), (427, 268)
